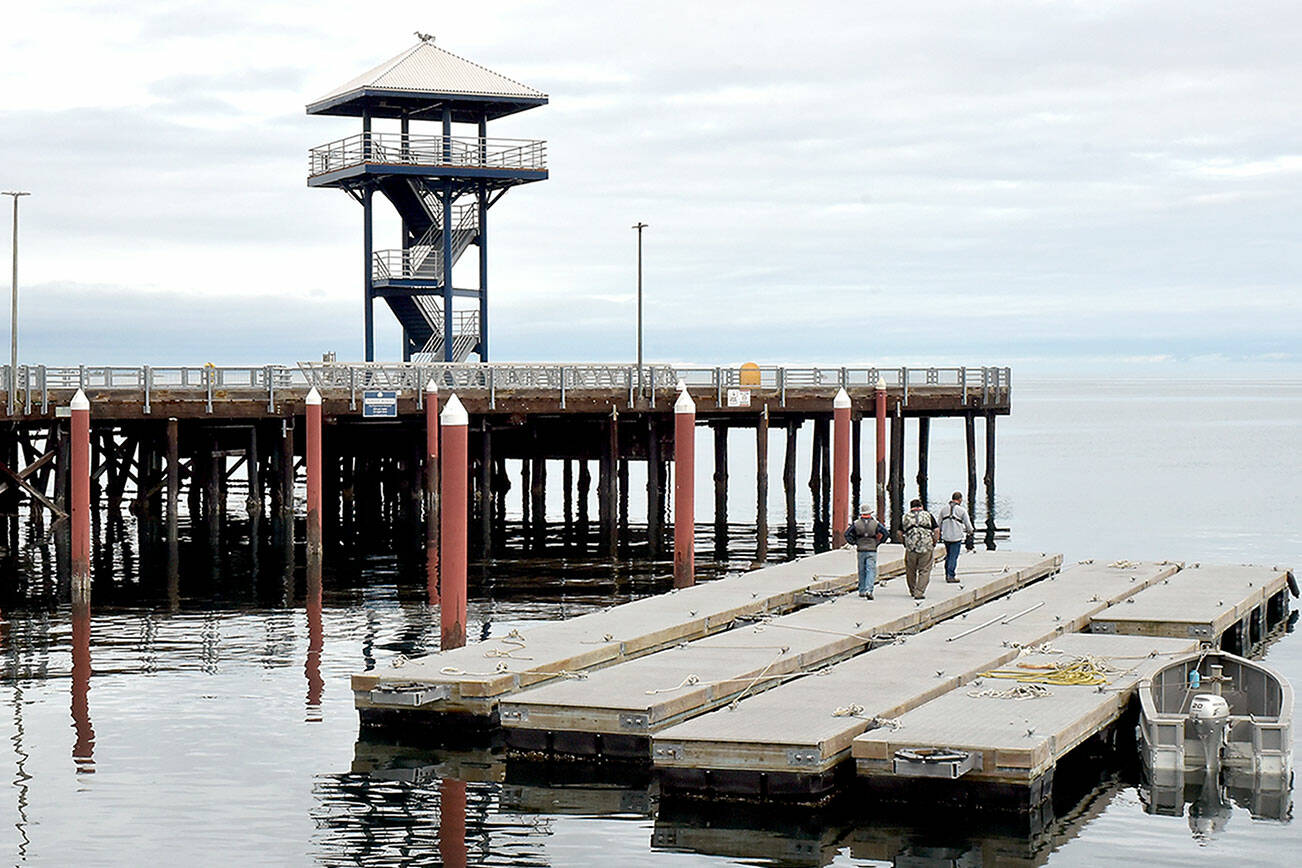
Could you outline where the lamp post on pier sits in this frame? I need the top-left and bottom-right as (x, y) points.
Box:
(633, 221), (647, 399)
(3, 191), (29, 415)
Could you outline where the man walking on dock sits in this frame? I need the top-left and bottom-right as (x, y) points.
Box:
(937, 491), (975, 583)
(901, 499), (940, 599)
(845, 505), (889, 599)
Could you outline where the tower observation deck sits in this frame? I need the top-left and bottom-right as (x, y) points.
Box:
(307, 39), (548, 362)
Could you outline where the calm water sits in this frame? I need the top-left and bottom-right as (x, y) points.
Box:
(2, 378), (1300, 866)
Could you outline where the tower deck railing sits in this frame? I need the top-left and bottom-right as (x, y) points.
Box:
(308, 133), (547, 177)
(2, 364), (1011, 414)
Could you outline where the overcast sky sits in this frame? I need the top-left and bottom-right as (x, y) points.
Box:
(1, 1), (1298, 372)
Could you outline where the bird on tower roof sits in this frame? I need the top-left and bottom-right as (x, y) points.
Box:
(307, 38), (548, 121)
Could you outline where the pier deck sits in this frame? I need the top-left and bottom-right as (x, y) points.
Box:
(1089, 563), (1292, 647)
(651, 560), (1178, 800)
(353, 546), (917, 725)
(500, 551), (1059, 758)
(852, 632), (1196, 795)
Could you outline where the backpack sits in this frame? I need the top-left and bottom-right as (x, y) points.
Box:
(901, 510), (935, 554)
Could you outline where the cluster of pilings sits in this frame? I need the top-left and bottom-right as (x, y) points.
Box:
(0, 382), (1004, 622)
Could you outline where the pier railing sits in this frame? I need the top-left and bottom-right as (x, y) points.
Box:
(308, 133), (547, 177)
(2, 364), (1010, 415)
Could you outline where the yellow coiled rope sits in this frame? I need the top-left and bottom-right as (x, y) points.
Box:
(977, 656), (1114, 687)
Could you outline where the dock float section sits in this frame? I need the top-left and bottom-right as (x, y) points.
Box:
(500, 550), (1061, 758)
(353, 545), (932, 729)
(650, 560), (1180, 800)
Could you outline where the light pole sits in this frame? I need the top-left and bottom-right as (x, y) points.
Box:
(3, 192), (29, 415)
(632, 221), (647, 398)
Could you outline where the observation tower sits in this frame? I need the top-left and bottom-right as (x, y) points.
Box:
(307, 38), (548, 361)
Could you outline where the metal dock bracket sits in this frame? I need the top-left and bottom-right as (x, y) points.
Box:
(368, 683), (450, 708)
(892, 747), (982, 779)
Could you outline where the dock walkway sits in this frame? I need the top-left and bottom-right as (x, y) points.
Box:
(501, 551), (1060, 758)
(651, 560), (1179, 799)
(353, 546), (925, 724)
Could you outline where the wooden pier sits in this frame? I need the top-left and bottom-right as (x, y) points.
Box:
(499, 550), (1058, 759)
(0, 362), (1010, 594)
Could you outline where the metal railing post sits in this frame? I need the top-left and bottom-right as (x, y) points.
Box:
(79, 364), (86, 390)
(779, 367), (786, 407)
(22, 366), (30, 415)
(901, 366), (909, 406)
(840, 366), (847, 390)
(489, 366), (496, 410)
(266, 364), (275, 413)
(204, 366), (213, 413)
(650, 365), (656, 408)
(560, 365), (567, 409)
(961, 366), (967, 404)
(349, 366), (357, 411)
(716, 367), (723, 408)
(982, 367), (989, 404)
(143, 365), (152, 414)
(40, 364), (47, 413)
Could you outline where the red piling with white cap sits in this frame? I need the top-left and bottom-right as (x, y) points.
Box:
(832, 387), (851, 537)
(673, 385), (696, 588)
(439, 393), (468, 649)
(874, 376), (887, 520)
(305, 387), (323, 556)
(425, 380), (440, 606)
(70, 388), (91, 596)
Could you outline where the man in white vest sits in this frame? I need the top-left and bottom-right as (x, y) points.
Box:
(937, 491), (975, 583)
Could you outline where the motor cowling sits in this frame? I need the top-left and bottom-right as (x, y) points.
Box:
(1190, 693), (1231, 725)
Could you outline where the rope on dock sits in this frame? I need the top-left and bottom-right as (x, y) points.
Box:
(977, 656), (1114, 686)
(967, 683), (1054, 700)
(646, 674), (701, 695)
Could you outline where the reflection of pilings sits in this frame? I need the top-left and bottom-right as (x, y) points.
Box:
(70, 591), (94, 773)
(305, 548), (323, 721)
(439, 778), (468, 868)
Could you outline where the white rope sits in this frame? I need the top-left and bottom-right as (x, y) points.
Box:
(646, 674), (700, 695)
(967, 683), (1054, 700)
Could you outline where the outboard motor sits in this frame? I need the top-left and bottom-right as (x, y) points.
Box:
(1190, 693), (1231, 777)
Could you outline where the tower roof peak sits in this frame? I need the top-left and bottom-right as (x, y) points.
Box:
(307, 41), (547, 122)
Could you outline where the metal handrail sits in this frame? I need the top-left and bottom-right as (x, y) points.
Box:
(308, 133), (547, 177)
(13, 363), (1010, 410)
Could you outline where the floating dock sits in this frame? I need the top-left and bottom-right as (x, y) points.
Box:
(650, 560), (1179, 800)
(1089, 563), (1292, 653)
(500, 550), (1060, 758)
(852, 632), (1196, 802)
(353, 545), (925, 729)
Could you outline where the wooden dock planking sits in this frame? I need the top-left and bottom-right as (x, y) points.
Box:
(353, 545), (929, 717)
(651, 560), (1180, 791)
(1089, 563), (1292, 643)
(499, 551), (1061, 748)
(852, 633), (1197, 787)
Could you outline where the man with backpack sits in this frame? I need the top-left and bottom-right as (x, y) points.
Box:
(901, 498), (940, 599)
(937, 491), (975, 583)
(844, 505), (889, 599)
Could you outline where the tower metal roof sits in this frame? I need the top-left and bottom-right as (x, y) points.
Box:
(307, 41), (548, 122)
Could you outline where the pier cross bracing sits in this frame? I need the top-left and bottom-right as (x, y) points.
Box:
(0, 363), (1009, 580)
(307, 39), (549, 363)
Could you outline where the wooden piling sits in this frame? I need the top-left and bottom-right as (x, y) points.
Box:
(808, 420), (823, 551)
(439, 394), (469, 650)
(754, 405), (769, 566)
(646, 417), (661, 557)
(874, 377), (886, 521)
(850, 416), (861, 520)
(965, 413), (977, 515)
(832, 389), (851, 539)
(783, 420), (798, 557)
(888, 407), (904, 538)
(305, 388), (322, 558)
(562, 458), (573, 546)
(70, 389), (90, 596)
(673, 388), (696, 587)
(916, 416), (929, 508)
(480, 421), (492, 556)
(521, 456), (532, 547)
(577, 459), (591, 550)
(713, 423), (728, 558)
(618, 456), (629, 550)
(984, 411), (997, 551)
(530, 456), (546, 552)
(607, 408), (619, 556)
